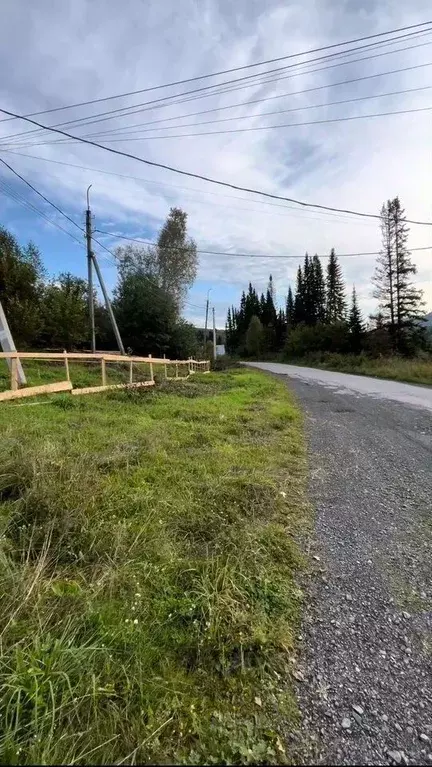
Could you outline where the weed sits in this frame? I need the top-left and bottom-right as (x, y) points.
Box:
(0, 368), (308, 764)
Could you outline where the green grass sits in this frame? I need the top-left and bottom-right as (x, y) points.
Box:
(285, 352), (432, 386)
(0, 368), (308, 765)
(0, 358), (190, 392)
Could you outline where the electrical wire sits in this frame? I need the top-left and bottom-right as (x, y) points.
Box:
(8, 34), (432, 153)
(77, 62), (432, 138)
(0, 159), (115, 269)
(1, 19), (429, 125)
(2, 151), (380, 228)
(0, 156), (84, 232)
(3, 27), (431, 147)
(1, 105), (430, 226)
(94, 230), (432, 259)
(0, 181), (84, 246)
(80, 104), (432, 142)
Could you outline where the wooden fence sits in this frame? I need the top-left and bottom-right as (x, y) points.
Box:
(0, 351), (210, 402)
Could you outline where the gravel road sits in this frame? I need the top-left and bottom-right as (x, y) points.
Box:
(246, 363), (432, 766)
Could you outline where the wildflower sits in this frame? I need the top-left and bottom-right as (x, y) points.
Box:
(133, 618), (138, 625)
(279, 491), (287, 498)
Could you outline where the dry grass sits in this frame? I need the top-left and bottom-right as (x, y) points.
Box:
(285, 353), (432, 386)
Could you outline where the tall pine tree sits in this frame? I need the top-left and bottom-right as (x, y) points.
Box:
(326, 249), (346, 323)
(348, 286), (364, 354)
(293, 265), (305, 325)
(286, 286), (295, 329)
(373, 197), (424, 353)
(312, 255), (326, 324)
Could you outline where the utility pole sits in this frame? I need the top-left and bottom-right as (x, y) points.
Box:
(91, 248), (126, 356)
(86, 185), (96, 353)
(204, 288), (211, 355)
(85, 186), (125, 355)
(0, 300), (26, 384)
(212, 306), (216, 361)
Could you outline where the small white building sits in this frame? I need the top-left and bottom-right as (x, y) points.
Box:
(215, 344), (225, 357)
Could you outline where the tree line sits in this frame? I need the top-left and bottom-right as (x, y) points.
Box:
(0, 207), (200, 358)
(226, 197), (427, 359)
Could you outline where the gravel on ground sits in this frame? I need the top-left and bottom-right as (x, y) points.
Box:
(246, 363), (432, 766)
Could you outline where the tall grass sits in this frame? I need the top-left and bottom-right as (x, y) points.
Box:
(0, 369), (308, 764)
(285, 352), (432, 386)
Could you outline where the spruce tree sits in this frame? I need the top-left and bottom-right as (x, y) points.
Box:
(225, 307), (233, 354)
(373, 200), (396, 344)
(275, 308), (286, 348)
(373, 197), (424, 352)
(326, 249), (346, 323)
(348, 286), (364, 354)
(246, 315), (264, 357)
(312, 255), (326, 324)
(286, 286), (295, 328)
(293, 265), (305, 325)
(302, 253), (314, 325)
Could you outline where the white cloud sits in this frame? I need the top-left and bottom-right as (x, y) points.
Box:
(0, 0), (431, 328)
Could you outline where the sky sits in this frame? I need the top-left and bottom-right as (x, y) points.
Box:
(0, 0), (431, 329)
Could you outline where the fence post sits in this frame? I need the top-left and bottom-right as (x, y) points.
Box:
(163, 353), (167, 379)
(11, 357), (18, 391)
(149, 354), (154, 383)
(175, 361), (179, 379)
(101, 357), (107, 386)
(63, 350), (70, 381)
(129, 360), (133, 384)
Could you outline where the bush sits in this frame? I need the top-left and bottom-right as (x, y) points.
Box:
(285, 322), (350, 358)
(211, 355), (239, 371)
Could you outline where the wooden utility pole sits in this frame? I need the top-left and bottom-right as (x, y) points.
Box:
(86, 185), (96, 353)
(0, 300), (26, 384)
(212, 307), (216, 361)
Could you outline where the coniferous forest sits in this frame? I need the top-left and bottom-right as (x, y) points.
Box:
(226, 197), (430, 360)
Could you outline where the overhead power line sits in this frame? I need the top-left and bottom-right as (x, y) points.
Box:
(2, 27), (431, 147)
(25, 82), (432, 149)
(0, 19), (429, 126)
(0, 156), (83, 232)
(6, 35), (432, 154)
(95, 230), (432, 259)
(45, 102), (432, 144)
(2, 150), (379, 228)
(0, 157), (115, 268)
(1, 106), (431, 226)
(0, 180), (84, 246)
(82, 104), (432, 142)
(77, 62), (432, 138)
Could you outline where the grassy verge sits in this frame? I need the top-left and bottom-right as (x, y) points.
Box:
(0, 368), (308, 765)
(0, 358), (190, 392)
(284, 352), (432, 386)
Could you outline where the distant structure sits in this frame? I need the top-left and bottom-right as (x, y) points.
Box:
(0, 300), (26, 384)
(215, 344), (225, 357)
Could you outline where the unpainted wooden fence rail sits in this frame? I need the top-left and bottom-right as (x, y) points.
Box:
(0, 351), (210, 402)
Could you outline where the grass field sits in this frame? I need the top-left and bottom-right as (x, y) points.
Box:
(0, 358), (190, 393)
(285, 353), (432, 386)
(0, 368), (308, 765)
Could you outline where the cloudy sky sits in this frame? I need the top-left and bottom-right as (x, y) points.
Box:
(0, 0), (431, 328)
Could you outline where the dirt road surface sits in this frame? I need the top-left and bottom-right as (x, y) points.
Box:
(246, 363), (432, 766)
